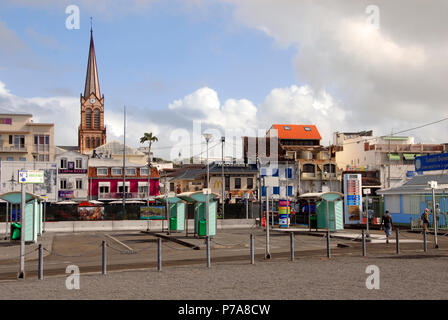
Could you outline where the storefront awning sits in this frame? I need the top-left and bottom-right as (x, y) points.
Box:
(387, 153), (400, 161)
(403, 153), (415, 160)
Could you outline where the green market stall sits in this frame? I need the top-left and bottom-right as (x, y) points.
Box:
(156, 194), (186, 232)
(0, 192), (44, 243)
(317, 192), (344, 232)
(177, 191), (219, 238)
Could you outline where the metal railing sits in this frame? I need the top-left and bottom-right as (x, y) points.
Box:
(0, 145), (27, 152)
(98, 192), (148, 200)
(373, 144), (444, 153)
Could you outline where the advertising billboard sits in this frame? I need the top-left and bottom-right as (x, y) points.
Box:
(343, 174), (363, 224)
(77, 206), (104, 220)
(140, 206), (165, 219)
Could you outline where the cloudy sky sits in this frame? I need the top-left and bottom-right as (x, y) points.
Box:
(0, 0), (447, 161)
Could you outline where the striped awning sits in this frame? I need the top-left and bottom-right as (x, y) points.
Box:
(403, 154), (416, 160)
(387, 153), (400, 161)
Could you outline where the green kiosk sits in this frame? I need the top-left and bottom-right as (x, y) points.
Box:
(0, 192), (44, 243)
(317, 192), (344, 232)
(177, 191), (218, 238)
(156, 194), (186, 232)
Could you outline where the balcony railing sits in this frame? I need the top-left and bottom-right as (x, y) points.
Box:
(98, 192), (148, 200)
(373, 144), (444, 153)
(301, 172), (316, 178)
(0, 145), (27, 152)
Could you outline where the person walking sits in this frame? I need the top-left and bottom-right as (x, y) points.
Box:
(380, 210), (393, 244)
(421, 208), (430, 232)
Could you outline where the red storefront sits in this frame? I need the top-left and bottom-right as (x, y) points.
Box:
(87, 162), (160, 200)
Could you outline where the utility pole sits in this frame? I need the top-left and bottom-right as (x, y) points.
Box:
(18, 170), (25, 279)
(388, 130), (392, 189)
(165, 171), (169, 235)
(221, 136), (225, 220)
(257, 156), (262, 223)
(264, 177), (271, 259)
(286, 160), (289, 215)
(430, 181), (439, 248)
(122, 106), (126, 215)
(203, 133), (212, 238)
(328, 141), (332, 192)
(147, 143), (151, 207)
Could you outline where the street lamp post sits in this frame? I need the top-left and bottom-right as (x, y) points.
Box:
(429, 181), (439, 248)
(221, 136), (225, 220)
(32, 153), (37, 195)
(203, 133), (212, 237)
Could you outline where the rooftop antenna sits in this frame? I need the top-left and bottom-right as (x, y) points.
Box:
(90, 17), (93, 33)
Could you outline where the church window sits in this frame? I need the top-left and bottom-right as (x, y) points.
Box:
(94, 109), (100, 129)
(86, 108), (92, 128)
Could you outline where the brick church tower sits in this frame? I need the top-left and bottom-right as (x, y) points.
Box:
(78, 27), (106, 154)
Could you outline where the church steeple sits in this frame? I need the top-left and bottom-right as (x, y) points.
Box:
(83, 26), (101, 99)
(79, 22), (106, 155)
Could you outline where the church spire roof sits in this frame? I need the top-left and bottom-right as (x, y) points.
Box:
(84, 25), (101, 99)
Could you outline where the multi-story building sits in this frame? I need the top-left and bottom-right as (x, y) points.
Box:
(55, 151), (89, 201)
(243, 124), (341, 198)
(334, 130), (446, 189)
(207, 161), (258, 203)
(87, 158), (160, 201)
(0, 160), (58, 202)
(166, 165), (205, 194)
(88, 140), (147, 165)
(0, 114), (54, 162)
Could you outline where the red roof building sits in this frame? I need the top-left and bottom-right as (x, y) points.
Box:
(267, 124), (322, 143)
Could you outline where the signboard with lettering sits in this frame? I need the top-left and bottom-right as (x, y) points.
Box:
(415, 153), (448, 172)
(343, 174), (362, 224)
(58, 190), (74, 198)
(19, 170), (44, 184)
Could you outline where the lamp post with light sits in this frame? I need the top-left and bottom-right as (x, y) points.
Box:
(203, 133), (212, 238)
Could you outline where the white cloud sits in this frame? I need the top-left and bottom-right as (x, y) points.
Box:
(0, 78), (351, 160)
(0, 80), (79, 145)
(168, 87), (258, 130)
(223, 0), (448, 143)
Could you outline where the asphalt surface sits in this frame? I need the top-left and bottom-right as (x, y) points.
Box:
(1, 253), (447, 299)
(0, 227), (447, 299)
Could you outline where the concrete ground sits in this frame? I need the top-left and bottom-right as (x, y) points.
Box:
(0, 227), (447, 299)
(1, 253), (447, 300)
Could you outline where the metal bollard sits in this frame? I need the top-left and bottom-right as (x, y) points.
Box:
(157, 237), (162, 271)
(38, 244), (43, 280)
(102, 240), (107, 275)
(326, 230), (331, 258)
(423, 230), (427, 253)
(206, 236), (211, 268)
(362, 229), (366, 257)
(290, 232), (294, 261)
(250, 234), (254, 265)
(395, 228), (400, 254)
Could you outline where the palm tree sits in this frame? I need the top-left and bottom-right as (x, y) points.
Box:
(140, 132), (158, 204)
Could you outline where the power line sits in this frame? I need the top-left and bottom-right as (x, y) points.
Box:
(339, 116), (448, 146)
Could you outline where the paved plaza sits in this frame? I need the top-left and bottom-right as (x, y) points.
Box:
(0, 228), (447, 299)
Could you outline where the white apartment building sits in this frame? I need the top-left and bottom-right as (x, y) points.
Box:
(334, 131), (445, 189)
(55, 151), (89, 201)
(0, 160), (58, 202)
